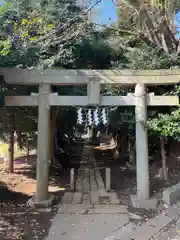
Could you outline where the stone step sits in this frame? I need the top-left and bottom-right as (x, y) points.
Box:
(88, 205), (128, 214)
(58, 204), (91, 214)
(58, 204), (128, 214)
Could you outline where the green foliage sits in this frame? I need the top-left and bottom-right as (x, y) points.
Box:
(0, 0), (121, 144)
(108, 107), (135, 135)
(126, 43), (180, 70)
(148, 107), (180, 140)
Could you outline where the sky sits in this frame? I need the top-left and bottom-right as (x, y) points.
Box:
(92, 0), (117, 24)
(0, 0), (118, 24)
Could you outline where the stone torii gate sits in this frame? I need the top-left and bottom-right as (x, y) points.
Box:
(0, 68), (179, 206)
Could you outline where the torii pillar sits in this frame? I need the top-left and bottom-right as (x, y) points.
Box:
(36, 83), (51, 202)
(135, 83), (149, 200)
(130, 83), (157, 209)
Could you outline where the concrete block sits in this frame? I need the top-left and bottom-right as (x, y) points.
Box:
(27, 194), (55, 208)
(163, 182), (180, 206)
(130, 195), (157, 209)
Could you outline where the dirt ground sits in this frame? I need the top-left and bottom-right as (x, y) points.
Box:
(93, 146), (180, 206)
(0, 142), (83, 240)
(0, 157), (69, 240)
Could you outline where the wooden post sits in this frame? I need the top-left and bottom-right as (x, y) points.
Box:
(135, 83), (149, 200)
(36, 83), (51, 202)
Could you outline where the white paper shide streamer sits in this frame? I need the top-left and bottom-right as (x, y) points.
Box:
(77, 107), (108, 126)
(77, 108), (83, 124)
(88, 109), (93, 126)
(93, 108), (99, 126)
(101, 108), (107, 125)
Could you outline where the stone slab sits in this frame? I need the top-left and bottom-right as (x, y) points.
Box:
(57, 204), (91, 214)
(46, 213), (130, 240)
(105, 168), (111, 191)
(163, 182), (180, 206)
(75, 170), (83, 191)
(83, 171), (90, 193)
(89, 205), (128, 214)
(120, 205), (180, 240)
(130, 194), (157, 209)
(165, 206), (180, 219)
(90, 191), (100, 204)
(61, 192), (73, 204)
(72, 192), (82, 204)
(126, 214), (172, 240)
(82, 193), (90, 205)
(89, 169), (98, 191)
(103, 222), (137, 240)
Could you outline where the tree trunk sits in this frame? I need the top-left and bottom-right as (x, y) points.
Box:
(129, 137), (136, 164)
(140, 7), (177, 53)
(140, 8), (162, 49)
(7, 112), (15, 173)
(26, 140), (29, 162)
(160, 136), (168, 181)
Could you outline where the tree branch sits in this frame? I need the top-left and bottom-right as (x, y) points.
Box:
(93, 22), (138, 36)
(37, 0), (102, 43)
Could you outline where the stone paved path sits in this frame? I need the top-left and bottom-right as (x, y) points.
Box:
(61, 143), (120, 205)
(46, 211), (130, 240)
(46, 142), (132, 240)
